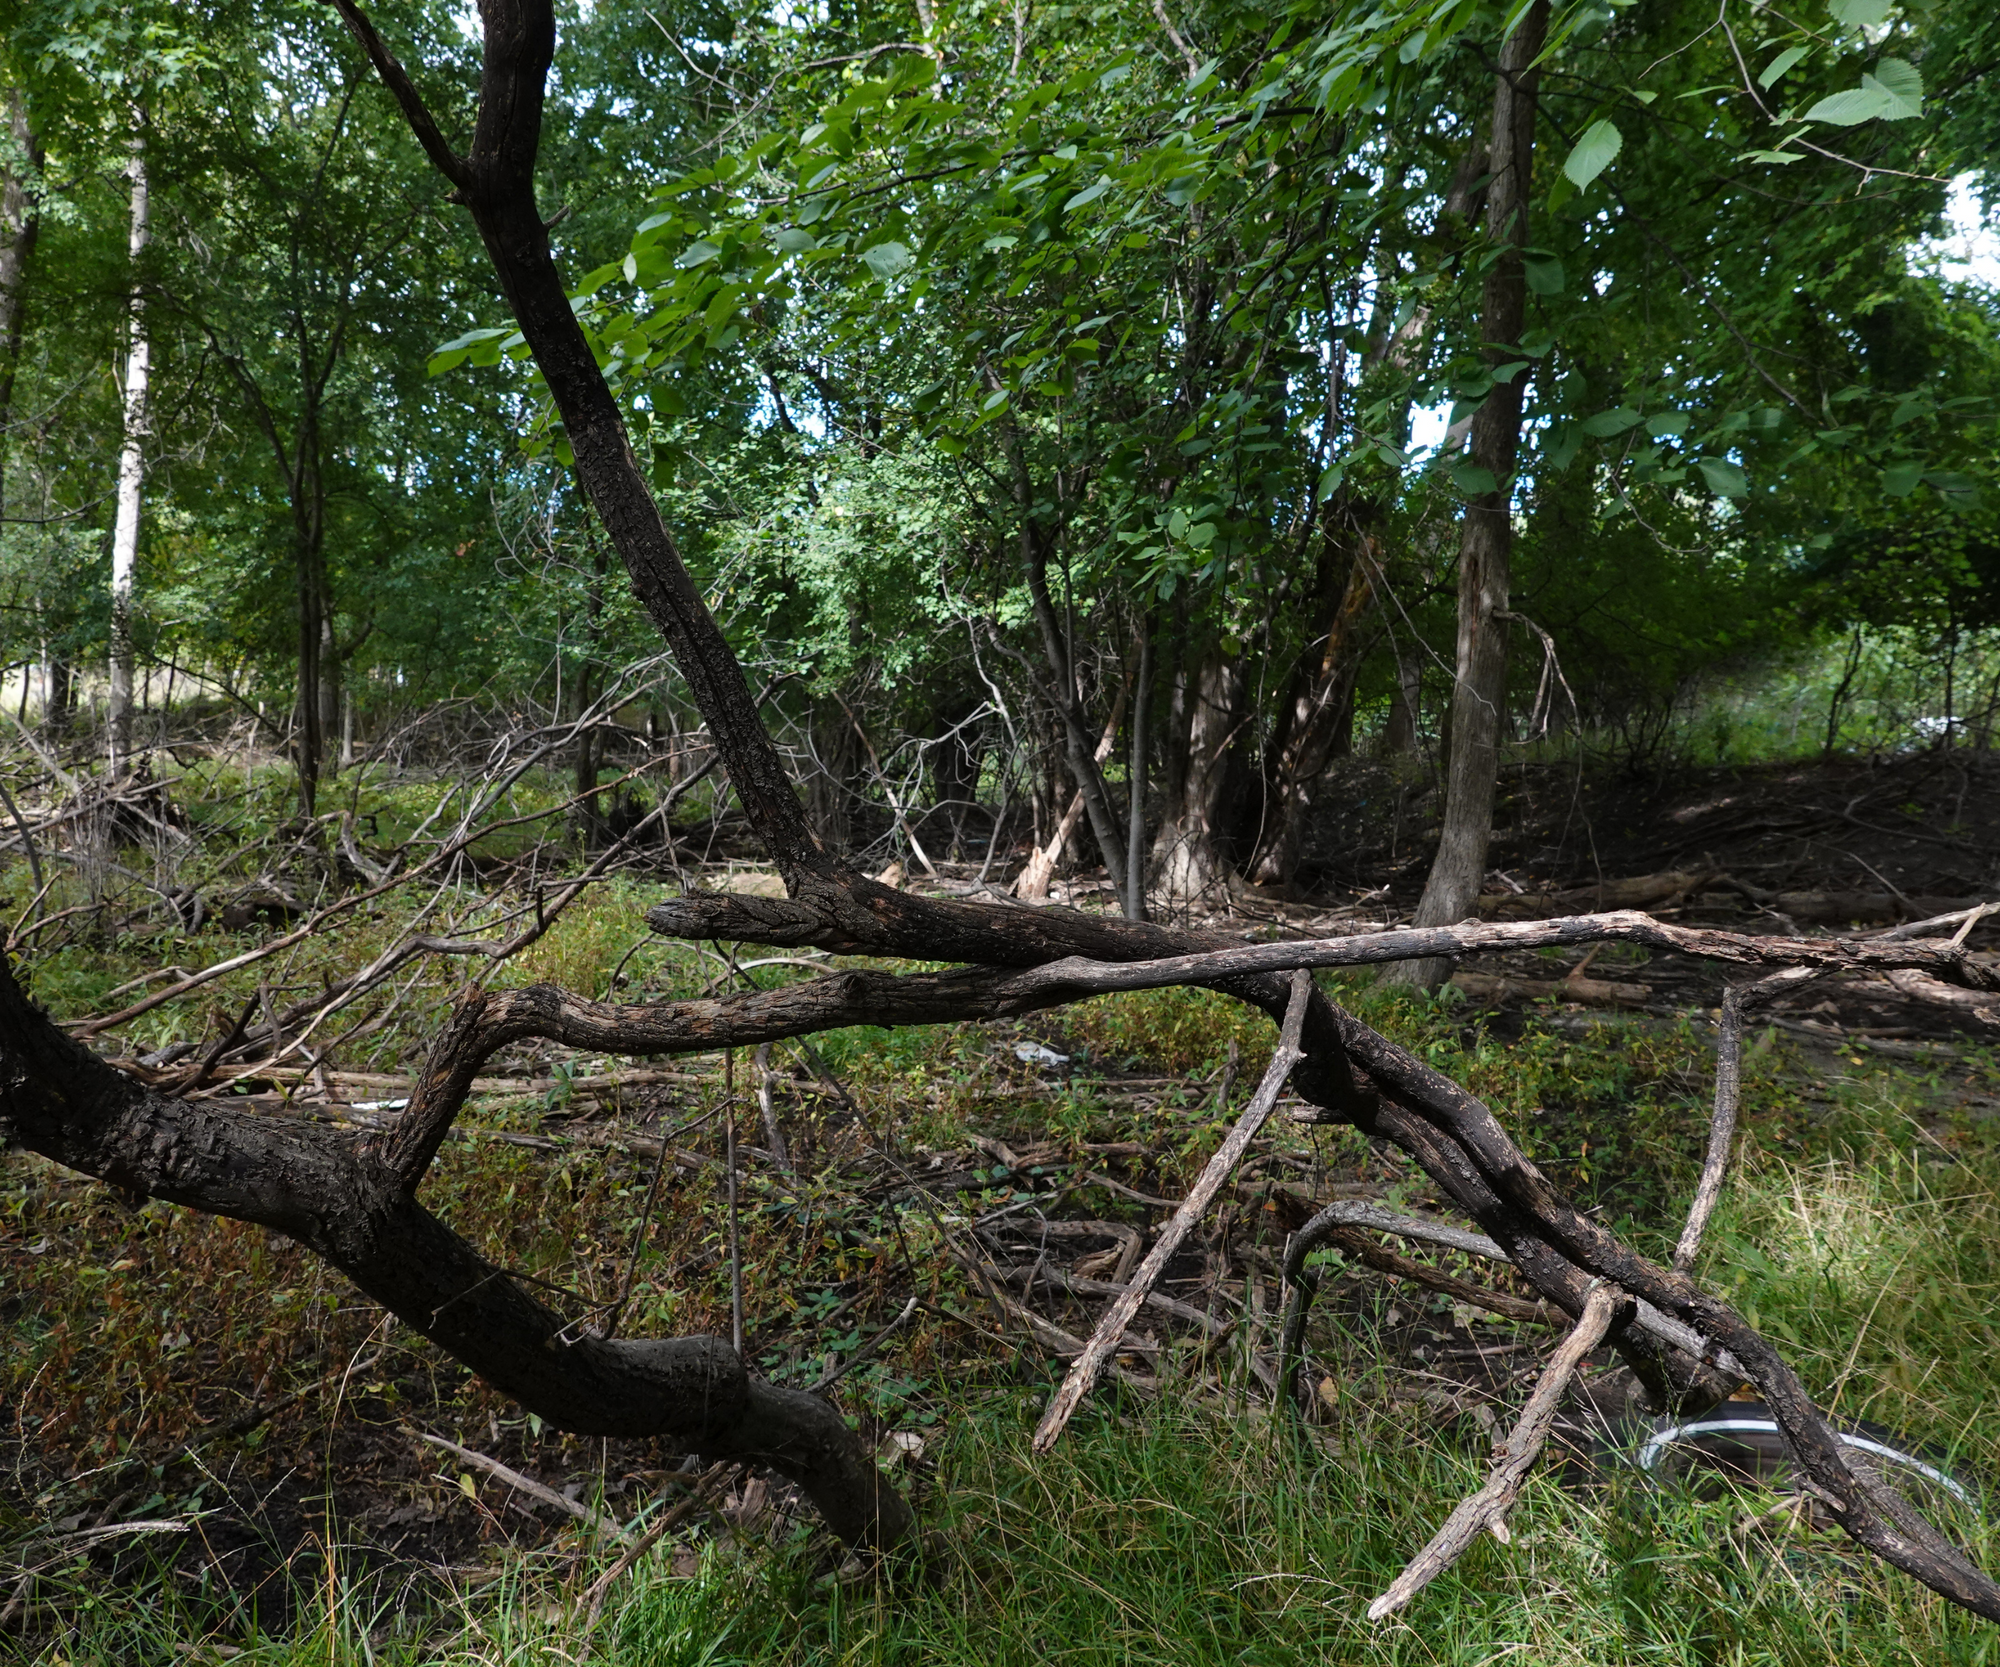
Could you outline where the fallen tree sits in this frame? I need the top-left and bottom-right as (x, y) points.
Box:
(2, 0), (1997, 1626)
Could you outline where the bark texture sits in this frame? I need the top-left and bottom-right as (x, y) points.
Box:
(0, 84), (41, 533)
(0, 956), (908, 1549)
(1251, 520), (1378, 887)
(1150, 649), (1243, 905)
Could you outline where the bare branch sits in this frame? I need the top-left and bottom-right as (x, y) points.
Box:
(1368, 1283), (1623, 1620)
(1673, 985), (1741, 1272)
(323, 1), (473, 189)
(1032, 969), (1311, 1453)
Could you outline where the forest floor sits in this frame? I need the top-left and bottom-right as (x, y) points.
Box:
(5, 746), (2000, 1664)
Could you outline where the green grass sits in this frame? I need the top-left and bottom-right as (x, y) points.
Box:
(17, 1095), (2000, 1665)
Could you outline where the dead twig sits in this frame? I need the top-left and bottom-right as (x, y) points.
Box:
(415, 1431), (632, 1544)
(754, 1041), (791, 1173)
(581, 1461), (733, 1630)
(1674, 986), (1743, 1272)
(809, 1295), (919, 1392)
(1032, 969), (1311, 1453)
(1367, 1282), (1622, 1621)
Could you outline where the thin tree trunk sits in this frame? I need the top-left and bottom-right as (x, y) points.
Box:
(0, 85), (43, 534)
(295, 522), (323, 816)
(1392, 3), (1547, 987)
(292, 394), (329, 816)
(1125, 615), (1152, 920)
(575, 519), (608, 833)
(1385, 643), (1420, 754)
(1252, 525), (1379, 888)
(1014, 685), (1125, 901)
(995, 403), (1132, 910)
(106, 116), (151, 779)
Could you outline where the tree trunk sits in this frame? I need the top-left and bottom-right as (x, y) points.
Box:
(1385, 643), (1421, 754)
(1391, 2), (1547, 988)
(0, 85), (42, 534)
(993, 402), (1132, 911)
(1124, 615), (1151, 921)
(1014, 684), (1124, 901)
(1150, 648), (1243, 906)
(574, 521), (609, 835)
(292, 395), (330, 817)
(106, 118), (151, 780)
(1251, 518), (1380, 889)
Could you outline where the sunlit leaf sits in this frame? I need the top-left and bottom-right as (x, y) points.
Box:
(1562, 119), (1623, 188)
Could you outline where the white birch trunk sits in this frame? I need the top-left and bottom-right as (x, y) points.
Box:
(106, 118), (150, 777)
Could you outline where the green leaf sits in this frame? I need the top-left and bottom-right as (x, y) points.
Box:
(774, 228), (817, 254)
(1696, 457), (1748, 497)
(1881, 460), (1923, 497)
(1561, 119), (1623, 188)
(1740, 149), (1806, 165)
(427, 327), (509, 377)
(1522, 253), (1564, 295)
(1868, 58), (1923, 120)
(1925, 470), (1981, 507)
(1449, 464), (1499, 495)
(1830, 0), (1893, 27)
(1063, 179), (1112, 212)
(1644, 412), (1689, 438)
(675, 240), (722, 268)
(1758, 46), (1809, 89)
(861, 241), (913, 279)
(703, 286), (739, 332)
(1581, 407), (1644, 437)
(1803, 87), (1895, 126)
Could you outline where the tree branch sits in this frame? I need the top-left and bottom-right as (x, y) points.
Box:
(324, 0), (473, 189)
